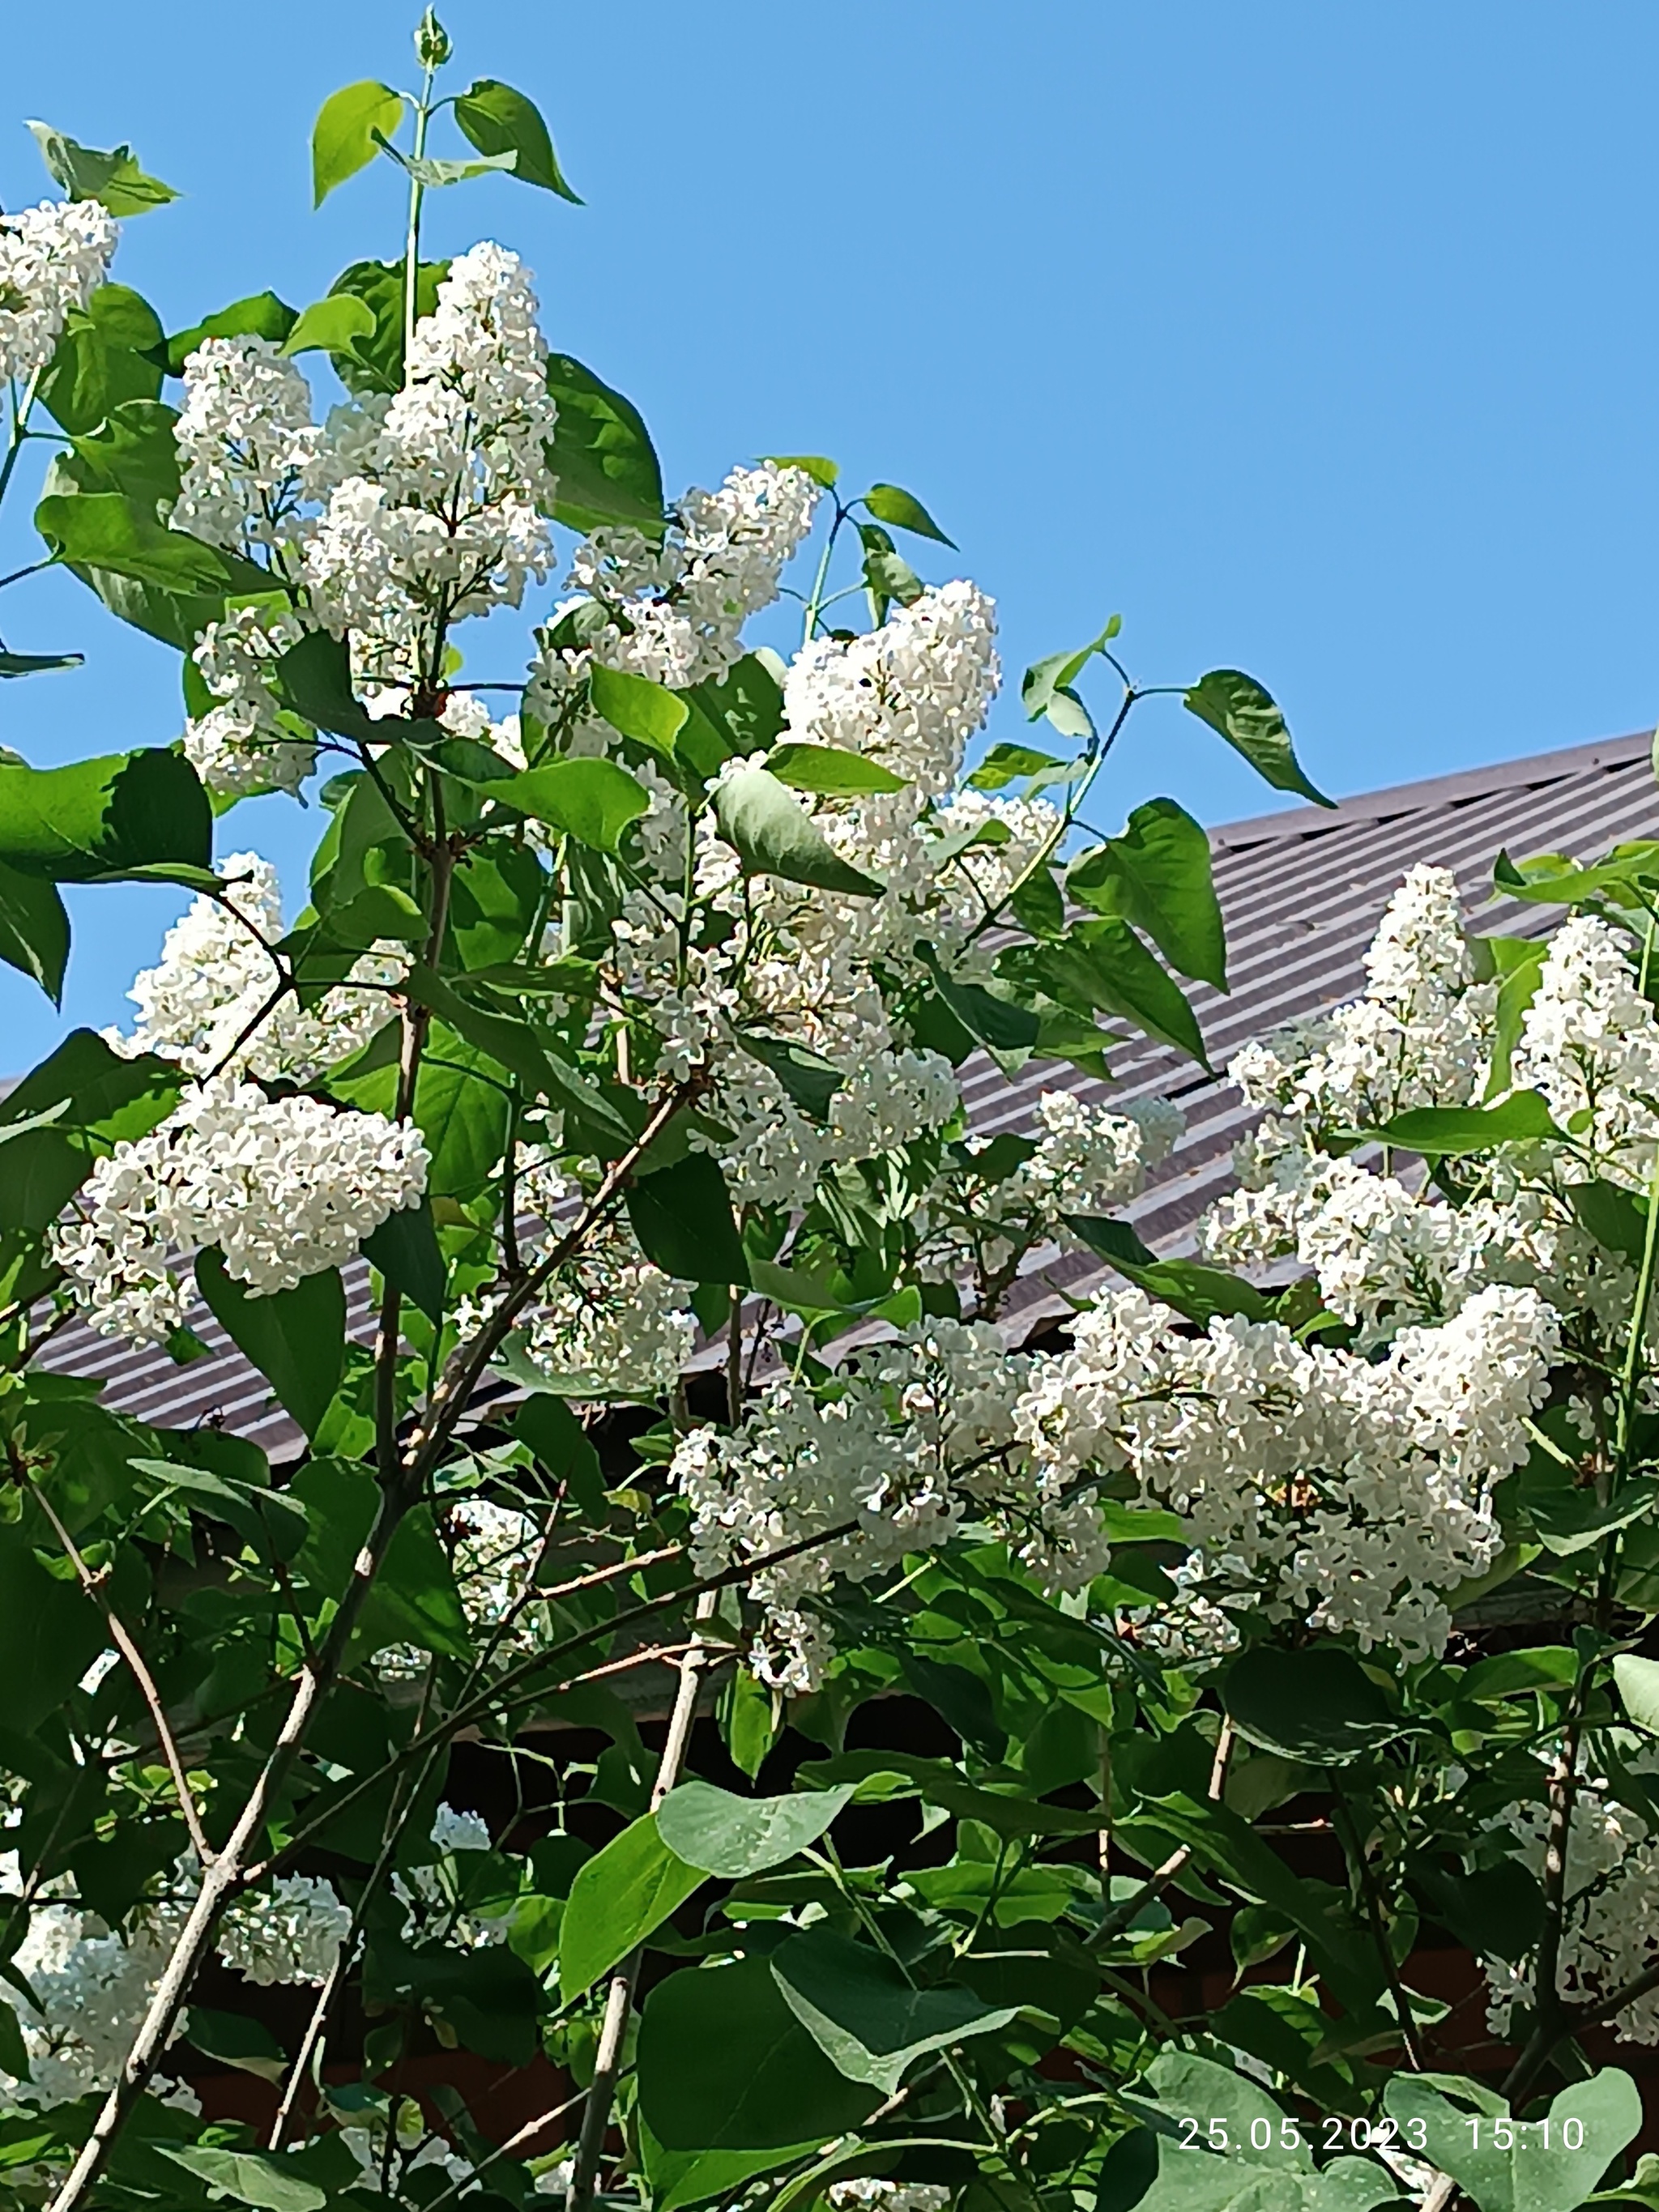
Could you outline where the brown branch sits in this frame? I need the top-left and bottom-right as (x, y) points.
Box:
(29, 1483), (213, 1866)
(254, 1518), (855, 1885)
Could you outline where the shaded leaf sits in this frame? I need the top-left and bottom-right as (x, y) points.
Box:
(714, 768), (883, 897)
(361, 1200), (446, 1324)
(546, 354), (665, 535)
(195, 1251), (345, 1439)
(0, 863), (69, 1003)
(1223, 1646), (1401, 1767)
(638, 1955), (880, 2151)
(1183, 670), (1332, 807)
(625, 1153), (748, 1286)
(454, 78), (581, 200)
(28, 121), (176, 215)
(770, 1929), (1017, 2095)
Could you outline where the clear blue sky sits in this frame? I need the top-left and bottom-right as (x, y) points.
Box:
(4, 0), (1658, 1063)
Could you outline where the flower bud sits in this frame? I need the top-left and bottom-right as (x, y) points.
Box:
(415, 7), (452, 69)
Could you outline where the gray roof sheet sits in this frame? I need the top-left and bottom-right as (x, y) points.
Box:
(39, 728), (1659, 1451)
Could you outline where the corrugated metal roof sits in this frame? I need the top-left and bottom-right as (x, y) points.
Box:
(37, 727), (1659, 1449)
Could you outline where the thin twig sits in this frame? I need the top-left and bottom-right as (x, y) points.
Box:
(567, 1591), (720, 2212)
(29, 1482), (214, 1865)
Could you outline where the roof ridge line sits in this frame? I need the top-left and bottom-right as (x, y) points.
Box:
(1210, 728), (1653, 852)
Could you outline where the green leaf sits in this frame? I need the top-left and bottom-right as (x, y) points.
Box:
(325, 258), (448, 396)
(373, 134), (518, 189)
(1368, 1092), (1564, 1154)
(1568, 1178), (1648, 1265)
(27, 121), (177, 215)
(36, 489), (269, 599)
(656, 1783), (855, 1877)
(860, 483), (954, 546)
(514, 1394), (606, 1520)
(638, 1955), (881, 2150)
(1064, 1216), (1273, 1326)
(325, 882), (426, 944)
(454, 78), (581, 200)
(546, 354), (666, 535)
(280, 294), (377, 359)
(1020, 617), (1120, 727)
(1384, 2068), (1640, 2212)
(1066, 799), (1226, 988)
(1223, 1646), (1401, 1766)
(764, 743), (907, 795)
(271, 628), (382, 743)
(0, 651), (81, 679)
(1183, 670), (1332, 807)
(158, 2149), (325, 2212)
(713, 768), (884, 897)
(182, 2010), (288, 2085)
(678, 655), (788, 778)
(361, 1200), (446, 1325)
(588, 663), (688, 753)
(770, 1929), (1017, 2096)
(163, 292), (298, 377)
(1026, 918), (1209, 1063)
(311, 81), (405, 205)
(0, 748), (211, 882)
(38, 285), (164, 437)
(494, 758), (650, 854)
(765, 454), (838, 488)
(625, 1153), (748, 1287)
(736, 1033), (845, 1122)
(0, 863), (69, 1003)
(968, 740), (1065, 791)
(1614, 1652), (1659, 1734)
(916, 944), (1041, 1053)
(0, 1524), (105, 1733)
(194, 1251), (345, 1438)
(559, 1815), (704, 1999)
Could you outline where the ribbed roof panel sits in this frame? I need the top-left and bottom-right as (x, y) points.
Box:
(37, 730), (1657, 1449)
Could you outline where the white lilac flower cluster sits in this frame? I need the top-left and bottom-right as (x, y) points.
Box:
(53, 1081), (429, 1344)
(556, 577), (1007, 1213)
(0, 1864), (348, 2107)
(171, 241), (558, 795)
(108, 855), (403, 1082)
(783, 578), (1001, 796)
(673, 1319), (1044, 1693)
(546, 463), (821, 694)
(827, 2185), (949, 2212)
(677, 865), (1659, 1685)
(918, 1089), (1186, 1302)
(456, 1161), (697, 1400)
(1016, 1280), (1558, 1664)
(1485, 1746), (1659, 2044)
(0, 198), (117, 383)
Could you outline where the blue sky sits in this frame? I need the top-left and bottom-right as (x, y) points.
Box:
(3, 0), (1658, 1063)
